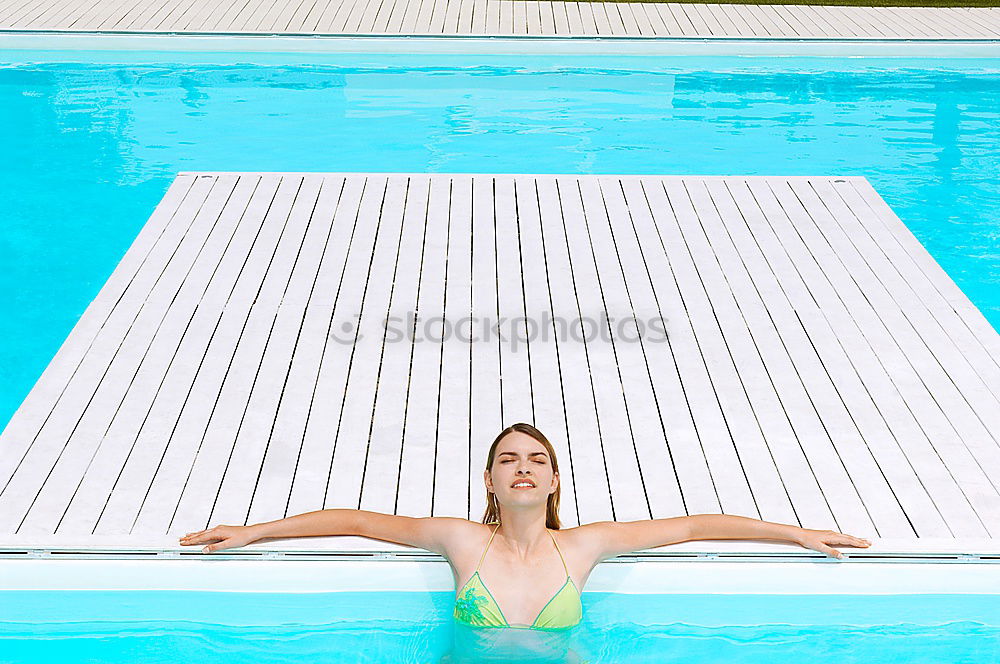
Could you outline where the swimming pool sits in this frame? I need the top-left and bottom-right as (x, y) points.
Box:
(3, 590), (999, 663)
(2, 557), (999, 663)
(1, 38), (999, 436)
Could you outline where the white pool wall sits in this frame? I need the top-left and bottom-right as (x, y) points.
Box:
(1, 32), (1000, 58)
(3, 558), (1000, 594)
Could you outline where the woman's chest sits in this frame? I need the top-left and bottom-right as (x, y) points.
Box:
(455, 561), (580, 626)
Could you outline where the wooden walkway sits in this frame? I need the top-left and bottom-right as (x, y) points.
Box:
(1, 0), (999, 39)
(1, 173), (999, 557)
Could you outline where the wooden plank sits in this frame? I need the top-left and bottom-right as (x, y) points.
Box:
(229, 177), (349, 527)
(393, 177), (451, 517)
(797, 4), (841, 37)
(466, 177), (503, 522)
(38, 0), (92, 29)
(524, 0), (540, 33)
(597, 178), (719, 516)
(620, 180), (758, 518)
(157, 176), (322, 532)
(431, 178), (474, 517)
(656, 179), (804, 525)
(343, 0), (383, 32)
(954, 7), (1000, 35)
(17, 0), (82, 28)
(636, 2), (669, 36)
(553, 177), (653, 522)
(470, 0), (486, 33)
(314, 0), (354, 32)
(614, 2), (643, 35)
(534, 177), (615, 524)
(370, 0), (398, 31)
(791, 180), (1000, 484)
(576, 178), (689, 518)
(493, 177), (534, 426)
(426, 0), (449, 33)
(701, 179), (880, 534)
(512, 176), (580, 525)
(183, 176), (337, 527)
(654, 3), (689, 36)
(231, 0), (278, 31)
(825, 182), (1000, 421)
(601, 2), (627, 35)
(537, 0), (556, 34)
(284, 0), (321, 31)
(299, 0), (336, 30)
(410, 0), (433, 32)
(758, 178), (983, 537)
(0, 0), (45, 26)
(720, 179), (982, 536)
(443, 0), (464, 32)
(196, 0), (248, 31)
(702, 3), (739, 36)
(149, 0), (202, 30)
(588, 0), (611, 34)
(835, 5), (890, 38)
(205, 0), (259, 31)
(175, 0), (227, 31)
(307, 176), (412, 517)
(727, 178), (982, 533)
(397, 0), (422, 32)
(95, 176), (289, 535)
(573, 0), (597, 35)
(716, 3), (761, 37)
(485, 0), (501, 34)
(752, 4), (797, 37)
(848, 182), (1000, 373)
(676, 3), (708, 35)
(55, 0), (110, 28)
(106, 178), (333, 534)
(549, 0), (568, 34)
(254, 0), (302, 31)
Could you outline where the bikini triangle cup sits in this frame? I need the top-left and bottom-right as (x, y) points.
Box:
(453, 523), (583, 630)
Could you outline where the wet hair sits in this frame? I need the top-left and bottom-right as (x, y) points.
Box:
(481, 423), (562, 529)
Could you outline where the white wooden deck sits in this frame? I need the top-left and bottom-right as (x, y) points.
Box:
(0, 0), (998, 39)
(1, 173), (999, 560)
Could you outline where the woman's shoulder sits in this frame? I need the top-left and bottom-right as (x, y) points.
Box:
(425, 518), (497, 555)
(549, 521), (618, 560)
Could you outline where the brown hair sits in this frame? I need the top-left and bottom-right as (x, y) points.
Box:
(481, 423), (562, 530)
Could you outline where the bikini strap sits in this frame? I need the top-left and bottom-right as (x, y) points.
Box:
(475, 523), (502, 571)
(546, 529), (571, 577)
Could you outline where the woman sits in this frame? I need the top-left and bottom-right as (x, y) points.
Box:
(180, 422), (871, 631)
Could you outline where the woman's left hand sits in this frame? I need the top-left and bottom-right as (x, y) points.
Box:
(795, 529), (871, 559)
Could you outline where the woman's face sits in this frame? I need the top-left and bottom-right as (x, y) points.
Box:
(485, 432), (558, 510)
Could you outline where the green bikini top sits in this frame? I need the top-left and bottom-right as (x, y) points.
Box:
(453, 523), (582, 630)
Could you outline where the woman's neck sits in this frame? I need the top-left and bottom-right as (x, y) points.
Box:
(496, 509), (550, 561)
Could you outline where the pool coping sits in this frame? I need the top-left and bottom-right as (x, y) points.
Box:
(3, 557), (1000, 594)
(2, 31), (1000, 58)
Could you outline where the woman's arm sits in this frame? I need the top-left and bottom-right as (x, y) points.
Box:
(575, 514), (871, 563)
(179, 509), (476, 555)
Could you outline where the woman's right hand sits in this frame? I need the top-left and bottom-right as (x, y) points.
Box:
(179, 524), (259, 553)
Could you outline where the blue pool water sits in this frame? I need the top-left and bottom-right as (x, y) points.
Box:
(1, 590), (999, 662)
(1, 51), (999, 430)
